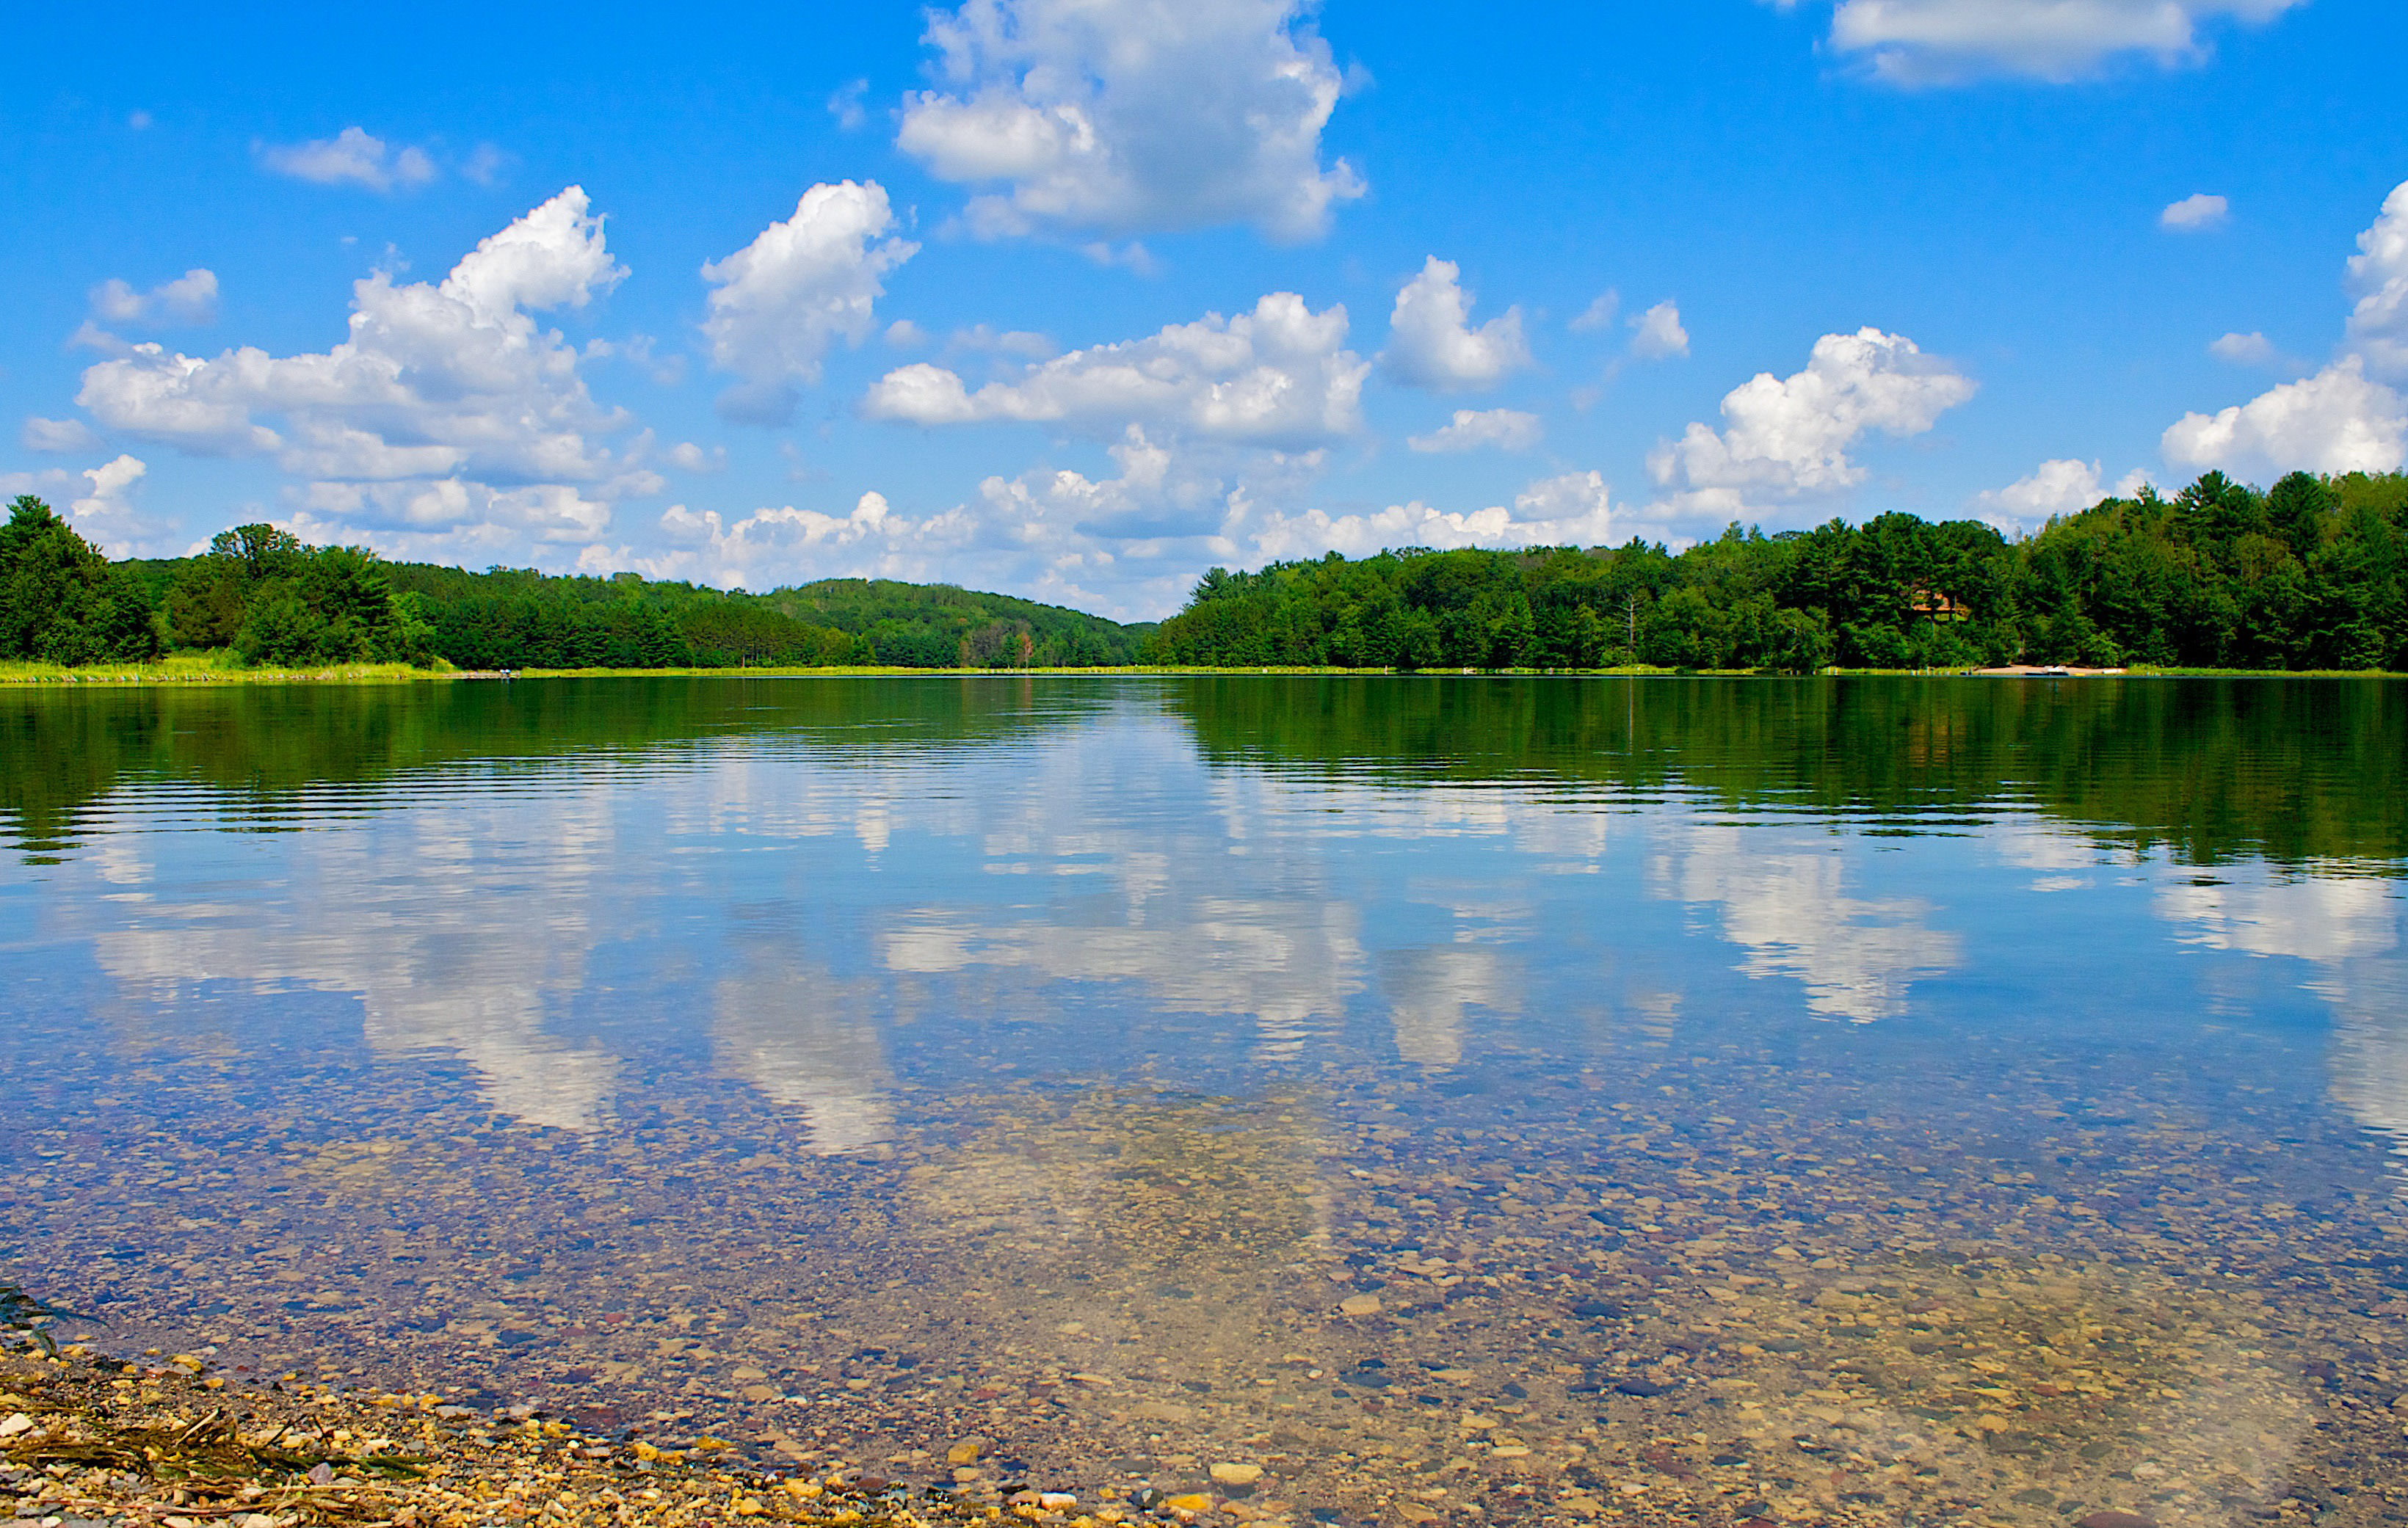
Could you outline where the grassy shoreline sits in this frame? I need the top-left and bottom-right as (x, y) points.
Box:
(5, 658), (2404, 686)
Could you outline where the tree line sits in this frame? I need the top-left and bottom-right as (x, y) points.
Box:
(0, 498), (1149, 670)
(12, 468), (2407, 674)
(1141, 470), (2408, 672)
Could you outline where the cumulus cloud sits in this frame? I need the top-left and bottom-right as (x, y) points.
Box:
(1628, 299), (1689, 360)
(62, 455), (158, 556)
(1973, 457), (2104, 528)
(1771, 0), (2309, 85)
(1407, 408), (1542, 454)
(2161, 192), (2230, 231)
(0, 455), (176, 557)
(827, 79), (870, 132)
(21, 416), (102, 454)
(73, 186), (652, 556)
(970, 426), (1211, 542)
(2163, 358), (2407, 476)
(2346, 179), (2408, 376)
(1241, 470), (1614, 561)
(581, 486), (1033, 600)
(1380, 258), (1530, 393)
(1647, 327), (1977, 501)
(89, 269), (219, 327)
(2209, 330), (2280, 366)
(864, 291), (1365, 450)
(640, 492), (909, 581)
(460, 143), (512, 188)
(1568, 291), (1620, 335)
(2164, 179), (2408, 480)
(700, 181), (919, 426)
(948, 324), (1057, 360)
(258, 126), (437, 192)
(894, 0), (1364, 241)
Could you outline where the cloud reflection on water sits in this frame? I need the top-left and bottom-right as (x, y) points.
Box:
(29, 696), (2405, 1159)
(1651, 822), (1962, 1024)
(2156, 871), (2408, 1151)
(69, 791), (625, 1131)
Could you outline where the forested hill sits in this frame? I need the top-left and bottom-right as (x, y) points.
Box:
(366, 562), (1151, 669)
(1142, 470), (2408, 672)
(0, 498), (1150, 671)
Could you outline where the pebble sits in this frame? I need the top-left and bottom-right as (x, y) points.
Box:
(2075, 1514), (2156, 1528)
(1208, 1464), (1262, 1486)
(1335, 1295), (1382, 1317)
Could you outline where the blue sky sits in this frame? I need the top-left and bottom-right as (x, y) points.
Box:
(6, 0), (2407, 619)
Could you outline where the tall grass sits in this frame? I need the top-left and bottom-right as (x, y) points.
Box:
(0, 652), (448, 685)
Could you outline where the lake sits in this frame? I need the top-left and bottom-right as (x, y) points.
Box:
(3, 675), (2405, 1526)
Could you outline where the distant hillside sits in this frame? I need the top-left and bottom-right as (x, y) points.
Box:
(371, 561), (1152, 670)
(0, 500), (1150, 672)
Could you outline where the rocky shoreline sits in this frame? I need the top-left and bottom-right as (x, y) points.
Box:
(0, 1342), (1321, 1528)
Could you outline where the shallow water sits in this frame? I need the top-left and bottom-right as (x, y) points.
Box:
(4, 675), (2406, 1526)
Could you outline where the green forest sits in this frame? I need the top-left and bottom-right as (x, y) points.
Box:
(1141, 470), (2408, 672)
(7, 468), (2408, 674)
(0, 496), (1147, 671)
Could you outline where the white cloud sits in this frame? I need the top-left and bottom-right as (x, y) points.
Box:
(1380, 257), (1531, 393)
(293, 479), (617, 549)
(827, 79), (870, 132)
(89, 269), (219, 327)
(1648, 327), (1977, 500)
(2158, 178), (2408, 480)
(598, 490), (991, 593)
(0, 454), (175, 557)
(1628, 298), (1689, 360)
(258, 126), (438, 192)
(667, 442), (724, 473)
(2345, 178), (2408, 377)
(2161, 192), (2230, 231)
(1973, 457), (2103, 528)
(1406, 407), (1542, 454)
(2208, 330), (2278, 366)
(864, 291), (1366, 451)
(1240, 470), (1613, 561)
(700, 181), (919, 426)
(63, 454), (165, 556)
(460, 143), (511, 188)
(1568, 290), (1620, 335)
(949, 324), (1057, 360)
(2163, 357), (2407, 477)
(73, 186), (650, 558)
(1774, 0), (2310, 85)
(1079, 239), (1161, 274)
(884, 319), (932, 350)
(894, 0), (1363, 241)
(21, 416), (102, 454)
